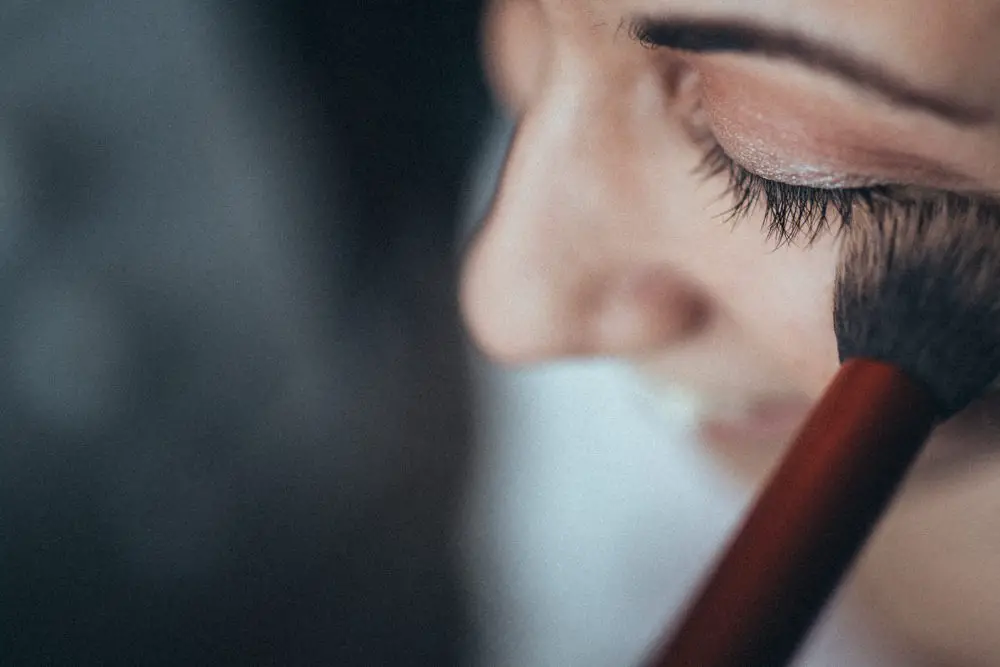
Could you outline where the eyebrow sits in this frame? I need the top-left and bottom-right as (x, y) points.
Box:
(628, 17), (994, 126)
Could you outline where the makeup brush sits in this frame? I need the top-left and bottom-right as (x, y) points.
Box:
(647, 192), (1000, 667)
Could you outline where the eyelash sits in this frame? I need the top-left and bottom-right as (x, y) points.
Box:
(696, 138), (891, 247)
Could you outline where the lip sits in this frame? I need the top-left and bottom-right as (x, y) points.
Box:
(628, 367), (813, 450)
(697, 398), (812, 450)
(694, 392), (1000, 481)
(635, 364), (1000, 484)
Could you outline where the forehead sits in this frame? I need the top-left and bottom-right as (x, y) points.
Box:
(535, 0), (1000, 104)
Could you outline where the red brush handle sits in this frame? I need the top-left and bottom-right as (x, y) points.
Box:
(647, 359), (938, 667)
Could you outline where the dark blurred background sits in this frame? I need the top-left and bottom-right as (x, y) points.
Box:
(0, 1), (489, 665)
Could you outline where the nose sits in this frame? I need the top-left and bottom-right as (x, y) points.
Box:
(460, 86), (711, 364)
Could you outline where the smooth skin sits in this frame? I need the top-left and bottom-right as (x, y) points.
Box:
(463, 1), (1000, 665)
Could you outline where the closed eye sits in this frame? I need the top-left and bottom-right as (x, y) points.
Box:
(696, 137), (891, 247)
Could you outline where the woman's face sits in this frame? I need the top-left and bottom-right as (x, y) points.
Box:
(462, 0), (1000, 663)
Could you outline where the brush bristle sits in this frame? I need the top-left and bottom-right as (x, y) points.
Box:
(834, 192), (1000, 417)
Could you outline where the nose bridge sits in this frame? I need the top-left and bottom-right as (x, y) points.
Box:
(460, 80), (626, 360)
(462, 71), (708, 362)
(501, 90), (595, 224)
(489, 75), (638, 275)
(483, 81), (634, 308)
(491, 41), (685, 265)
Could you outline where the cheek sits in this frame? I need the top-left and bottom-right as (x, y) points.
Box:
(686, 218), (842, 397)
(856, 458), (1000, 662)
(751, 247), (840, 395)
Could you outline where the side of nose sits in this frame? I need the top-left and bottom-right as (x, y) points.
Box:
(460, 87), (711, 364)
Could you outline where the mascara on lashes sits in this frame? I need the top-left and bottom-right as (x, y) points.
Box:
(691, 121), (1000, 245)
(695, 139), (885, 246)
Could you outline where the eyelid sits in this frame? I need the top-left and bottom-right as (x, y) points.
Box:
(695, 135), (884, 247)
(721, 132), (992, 194)
(683, 51), (1000, 198)
(699, 134), (1000, 251)
(722, 135), (1000, 200)
(726, 156), (886, 191)
(665, 63), (998, 236)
